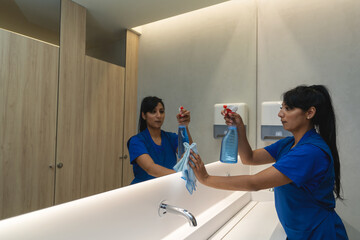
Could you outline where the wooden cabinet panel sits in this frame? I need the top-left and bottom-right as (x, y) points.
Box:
(55, 0), (86, 205)
(81, 56), (125, 197)
(122, 30), (139, 186)
(0, 29), (58, 219)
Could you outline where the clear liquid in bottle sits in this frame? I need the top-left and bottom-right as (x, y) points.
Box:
(220, 126), (238, 163)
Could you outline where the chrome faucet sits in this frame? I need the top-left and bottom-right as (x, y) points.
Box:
(158, 201), (197, 227)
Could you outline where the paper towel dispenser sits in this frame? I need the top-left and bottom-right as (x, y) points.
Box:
(261, 101), (292, 140)
(214, 103), (248, 138)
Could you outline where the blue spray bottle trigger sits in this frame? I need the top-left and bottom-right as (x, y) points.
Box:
(179, 106), (184, 117)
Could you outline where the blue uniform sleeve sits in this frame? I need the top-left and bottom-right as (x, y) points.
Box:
(128, 136), (148, 164)
(264, 139), (284, 159)
(273, 144), (330, 187)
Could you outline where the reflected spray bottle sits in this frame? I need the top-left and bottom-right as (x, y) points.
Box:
(178, 106), (189, 160)
(220, 105), (238, 164)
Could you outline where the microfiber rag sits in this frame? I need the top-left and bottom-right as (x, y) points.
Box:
(173, 142), (198, 194)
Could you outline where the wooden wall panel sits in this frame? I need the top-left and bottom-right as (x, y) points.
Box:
(0, 29), (58, 219)
(122, 30), (139, 186)
(81, 56), (125, 197)
(55, 0), (86, 204)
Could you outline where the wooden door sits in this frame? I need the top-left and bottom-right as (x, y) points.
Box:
(0, 29), (59, 219)
(122, 30), (139, 186)
(81, 56), (125, 197)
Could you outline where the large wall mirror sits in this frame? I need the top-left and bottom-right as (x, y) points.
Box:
(0, 0), (256, 220)
(136, 0), (257, 165)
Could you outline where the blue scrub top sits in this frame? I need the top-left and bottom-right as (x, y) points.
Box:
(265, 129), (348, 240)
(127, 128), (178, 184)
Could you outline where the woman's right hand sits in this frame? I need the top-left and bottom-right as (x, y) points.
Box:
(177, 107), (191, 126)
(189, 150), (209, 185)
(221, 110), (244, 127)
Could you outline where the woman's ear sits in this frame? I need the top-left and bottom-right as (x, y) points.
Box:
(306, 106), (316, 120)
(141, 112), (146, 120)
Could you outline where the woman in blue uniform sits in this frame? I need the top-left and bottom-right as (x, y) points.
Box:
(127, 96), (192, 184)
(190, 85), (348, 239)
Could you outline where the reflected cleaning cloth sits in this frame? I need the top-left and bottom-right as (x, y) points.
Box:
(174, 142), (197, 194)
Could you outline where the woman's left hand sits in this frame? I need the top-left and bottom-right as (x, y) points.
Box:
(221, 110), (244, 128)
(177, 108), (191, 126)
(189, 150), (209, 184)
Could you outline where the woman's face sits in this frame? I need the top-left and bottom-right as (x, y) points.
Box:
(142, 102), (165, 130)
(278, 102), (308, 132)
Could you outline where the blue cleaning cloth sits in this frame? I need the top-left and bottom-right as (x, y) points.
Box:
(174, 142), (198, 194)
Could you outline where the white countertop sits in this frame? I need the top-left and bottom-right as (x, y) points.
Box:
(210, 201), (287, 240)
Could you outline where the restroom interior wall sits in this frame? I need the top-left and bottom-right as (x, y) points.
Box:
(137, 0), (257, 164)
(137, 0), (360, 237)
(256, 0), (360, 238)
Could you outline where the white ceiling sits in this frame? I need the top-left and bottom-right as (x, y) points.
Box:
(73, 0), (229, 46)
(9, 0), (229, 46)
(73, 0), (229, 31)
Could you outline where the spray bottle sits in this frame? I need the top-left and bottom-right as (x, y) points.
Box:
(220, 105), (238, 164)
(178, 106), (189, 160)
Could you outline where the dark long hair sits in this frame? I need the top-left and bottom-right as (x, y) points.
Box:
(283, 85), (342, 199)
(138, 96), (164, 132)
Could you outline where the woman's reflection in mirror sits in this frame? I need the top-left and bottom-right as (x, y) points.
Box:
(127, 96), (192, 184)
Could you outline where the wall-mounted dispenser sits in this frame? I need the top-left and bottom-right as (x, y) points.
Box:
(261, 101), (292, 140)
(214, 103), (248, 138)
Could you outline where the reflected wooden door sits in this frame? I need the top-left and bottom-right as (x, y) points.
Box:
(0, 29), (58, 219)
(80, 56), (125, 197)
(122, 30), (139, 187)
(54, 0), (86, 205)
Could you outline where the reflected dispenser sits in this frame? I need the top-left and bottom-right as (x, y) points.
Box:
(213, 103), (248, 138)
(261, 101), (292, 140)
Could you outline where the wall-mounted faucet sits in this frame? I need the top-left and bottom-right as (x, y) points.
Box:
(158, 201), (197, 227)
